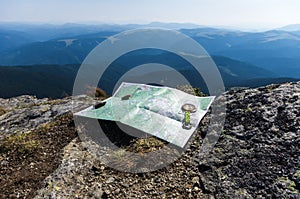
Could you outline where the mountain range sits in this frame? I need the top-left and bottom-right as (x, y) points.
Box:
(0, 22), (299, 98)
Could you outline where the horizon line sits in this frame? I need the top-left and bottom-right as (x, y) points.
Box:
(0, 20), (298, 32)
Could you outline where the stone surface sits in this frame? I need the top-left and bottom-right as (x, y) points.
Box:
(0, 95), (94, 141)
(0, 81), (300, 198)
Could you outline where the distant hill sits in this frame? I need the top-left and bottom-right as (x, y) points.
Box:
(0, 30), (34, 53)
(0, 22), (204, 44)
(0, 23), (126, 42)
(212, 56), (277, 87)
(0, 64), (79, 98)
(145, 22), (205, 29)
(0, 54), (296, 99)
(182, 29), (300, 78)
(0, 30), (122, 66)
(0, 26), (299, 79)
(278, 23), (300, 31)
(0, 37), (105, 66)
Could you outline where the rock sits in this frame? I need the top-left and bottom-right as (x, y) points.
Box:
(0, 95), (94, 141)
(122, 183), (129, 188)
(283, 132), (297, 140)
(199, 174), (216, 193)
(1, 160), (8, 166)
(192, 176), (199, 185)
(114, 188), (120, 194)
(104, 189), (111, 195)
(106, 177), (115, 184)
(1, 81), (300, 198)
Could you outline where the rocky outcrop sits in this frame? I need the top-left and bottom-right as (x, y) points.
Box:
(0, 95), (94, 141)
(0, 95), (94, 198)
(0, 82), (299, 198)
(197, 82), (300, 198)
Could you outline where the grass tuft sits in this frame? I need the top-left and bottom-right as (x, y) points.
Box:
(131, 137), (165, 153)
(193, 87), (207, 97)
(0, 132), (39, 155)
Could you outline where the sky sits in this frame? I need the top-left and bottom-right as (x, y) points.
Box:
(1, 0), (300, 30)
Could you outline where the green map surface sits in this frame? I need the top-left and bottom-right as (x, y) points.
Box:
(76, 82), (215, 147)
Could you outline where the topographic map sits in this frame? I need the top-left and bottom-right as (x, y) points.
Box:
(76, 82), (215, 147)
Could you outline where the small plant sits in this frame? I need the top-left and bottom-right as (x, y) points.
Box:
(193, 87), (207, 97)
(267, 84), (278, 92)
(245, 105), (253, 112)
(39, 122), (54, 131)
(0, 107), (6, 116)
(267, 87), (273, 92)
(133, 137), (165, 153)
(276, 177), (297, 192)
(293, 170), (300, 179)
(112, 148), (126, 159)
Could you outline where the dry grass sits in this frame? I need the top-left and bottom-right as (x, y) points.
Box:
(86, 86), (107, 99)
(129, 137), (166, 153)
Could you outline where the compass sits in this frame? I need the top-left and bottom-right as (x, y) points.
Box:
(181, 103), (197, 113)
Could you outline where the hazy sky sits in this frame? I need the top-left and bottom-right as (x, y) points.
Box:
(1, 0), (300, 29)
